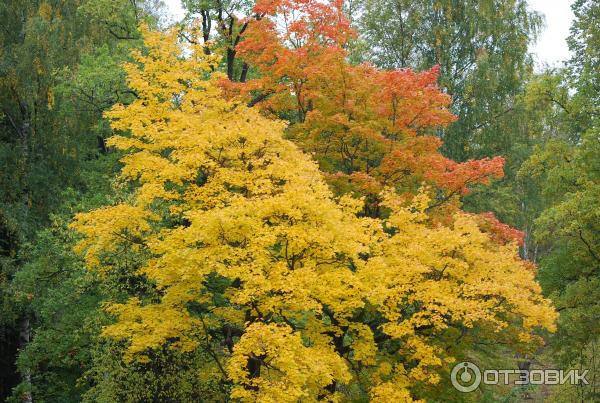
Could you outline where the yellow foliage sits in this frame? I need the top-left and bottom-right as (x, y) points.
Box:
(71, 26), (557, 401)
(228, 322), (351, 402)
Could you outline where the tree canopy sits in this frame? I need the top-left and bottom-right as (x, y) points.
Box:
(1, 0), (597, 401)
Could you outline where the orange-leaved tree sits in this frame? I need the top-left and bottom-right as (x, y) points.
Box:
(230, 0), (506, 220)
(71, 26), (556, 401)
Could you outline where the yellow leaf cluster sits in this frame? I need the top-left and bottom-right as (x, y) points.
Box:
(228, 322), (350, 402)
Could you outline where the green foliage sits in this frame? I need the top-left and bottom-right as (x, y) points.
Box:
(462, 70), (574, 258)
(82, 341), (227, 403)
(567, 0), (600, 121)
(528, 130), (600, 400)
(0, 0), (164, 399)
(518, 2), (600, 397)
(5, 153), (119, 402)
(358, 0), (542, 162)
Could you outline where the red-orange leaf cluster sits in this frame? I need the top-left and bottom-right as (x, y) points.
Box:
(473, 212), (526, 246)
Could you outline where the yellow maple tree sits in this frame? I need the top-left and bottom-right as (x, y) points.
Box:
(71, 26), (556, 402)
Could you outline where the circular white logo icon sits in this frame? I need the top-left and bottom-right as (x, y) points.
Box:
(451, 361), (482, 393)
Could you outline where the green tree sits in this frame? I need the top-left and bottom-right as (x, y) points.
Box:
(519, 1), (600, 399)
(567, 0), (600, 126)
(0, 0), (161, 399)
(180, 0), (256, 81)
(463, 70), (574, 261)
(358, 0), (542, 162)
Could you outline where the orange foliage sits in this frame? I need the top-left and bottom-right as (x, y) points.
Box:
(228, 0), (505, 216)
(473, 212), (526, 246)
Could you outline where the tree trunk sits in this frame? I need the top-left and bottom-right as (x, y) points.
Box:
(227, 48), (235, 81)
(18, 101), (33, 403)
(18, 316), (32, 403)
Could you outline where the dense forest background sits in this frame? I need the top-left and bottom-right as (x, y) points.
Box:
(0, 0), (599, 401)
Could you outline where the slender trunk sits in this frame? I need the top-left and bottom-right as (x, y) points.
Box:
(240, 62), (249, 83)
(18, 102), (33, 403)
(18, 316), (32, 403)
(97, 135), (107, 154)
(227, 48), (235, 81)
